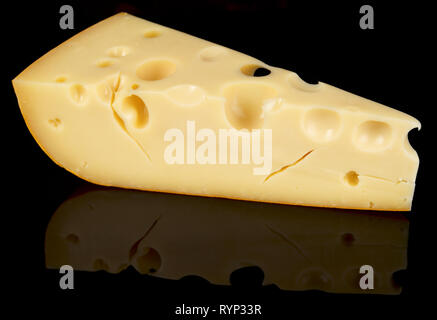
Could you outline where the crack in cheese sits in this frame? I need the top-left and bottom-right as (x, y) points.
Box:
(12, 13), (420, 211)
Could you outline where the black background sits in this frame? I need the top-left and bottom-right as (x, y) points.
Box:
(3, 0), (433, 316)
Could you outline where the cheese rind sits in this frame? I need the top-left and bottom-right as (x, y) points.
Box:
(13, 13), (420, 210)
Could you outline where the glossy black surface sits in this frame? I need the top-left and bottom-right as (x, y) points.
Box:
(45, 185), (408, 292)
(4, 0), (431, 314)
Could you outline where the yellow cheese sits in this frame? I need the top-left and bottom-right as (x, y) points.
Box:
(45, 186), (408, 294)
(13, 13), (420, 210)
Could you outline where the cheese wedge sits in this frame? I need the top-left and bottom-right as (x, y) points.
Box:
(13, 12), (420, 210)
(45, 186), (408, 294)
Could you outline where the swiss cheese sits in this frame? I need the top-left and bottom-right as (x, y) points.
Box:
(13, 13), (420, 210)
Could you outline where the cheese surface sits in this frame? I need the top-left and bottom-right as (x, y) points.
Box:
(45, 186), (408, 294)
(13, 13), (420, 210)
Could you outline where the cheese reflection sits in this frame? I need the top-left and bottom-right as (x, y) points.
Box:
(45, 185), (408, 294)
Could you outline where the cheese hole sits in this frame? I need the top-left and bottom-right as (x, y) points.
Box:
(403, 129), (418, 157)
(199, 46), (227, 62)
(70, 84), (86, 105)
(144, 30), (161, 38)
(121, 94), (149, 129)
(136, 60), (176, 81)
(289, 73), (320, 92)
(93, 258), (109, 271)
(224, 83), (278, 130)
(131, 84), (139, 90)
(341, 233), (355, 246)
(354, 121), (392, 152)
(241, 64), (271, 77)
(230, 266), (264, 287)
(303, 109), (341, 142)
(55, 76), (67, 83)
(48, 118), (62, 129)
(295, 72), (319, 85)
(135, 247), (161, 274)
(344, 171), (359, 186)
(97, 60), (115, 68)
(65, 233), (79, 244)
(107, 46), (130, 57)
